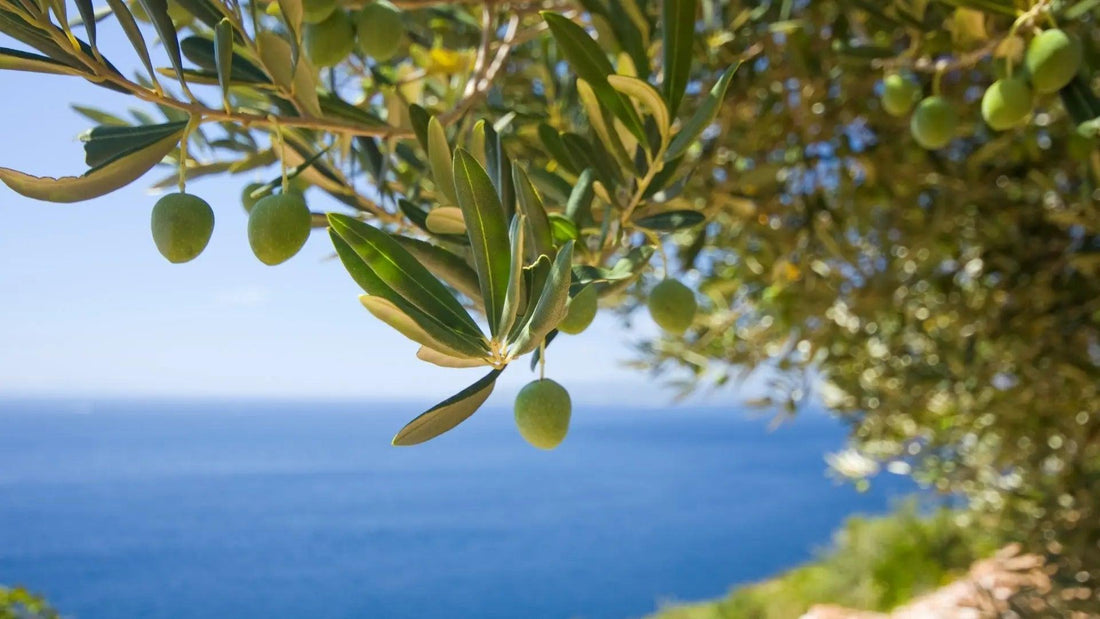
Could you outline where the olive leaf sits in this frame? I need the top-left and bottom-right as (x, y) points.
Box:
(633, 209), (705, 231)
(665, 62), (740, 161)
(392, 369), (503, 446)
(213, 18), (233, 109)
(509, 241), (574, 356)
(358, 295), (481, 360)
(452, 148), (511, 336)
(328, 214), (486, 342)
(661, 0), (696, 117)
(416, 346), (490, 368)
(427, 116), (457, 205)
(72, 0), (97, 49)
(82, 120), (189, 167)
(512, 163), (555, 261)
(537, 123), (578, 175)
(136, 0), (190, 95)
(608, 74), (670, 144)
(393, 236), (483, 306)
(0, 124), (185, 202)
(103, 0), (159, 85)
(0, 47), (88, 76)
(577, 78), (635, 171)
(542, 11), (646, 142)
(498, 215), (528, 337)
(565, 168), (596, 226)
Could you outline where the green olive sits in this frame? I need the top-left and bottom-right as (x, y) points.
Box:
(354, 1), (405, 61)
(151, 192), (214, 264)
(301, 0), (338, 25)
(241, 182), (267, 214)
(981, 77), (1032, 131)
(514, 379), (571, 450)
(1025, 29), (1082, 94)
(304, 11), (356, 68)
(647, 279), (697, 335)
(558, 285), (598, 335)
(881, 74), (920, 117)
(909, 96), (956, 150)
(247, 192), (311, 265)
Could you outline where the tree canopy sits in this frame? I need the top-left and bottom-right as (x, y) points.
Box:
(1, 0), (1097, 610)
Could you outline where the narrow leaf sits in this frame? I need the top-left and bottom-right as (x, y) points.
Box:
(0, 47), (87, 76)
(565, 168), (596, 225)
(498, 215), (527, 337)
(82, 120), (189, 167)
(136, 0), (190, 94)
(661, 0), (696, 116)
(392, 369), (503, 446)
(608, 74), (670, 142)
(359, 295), (481, 360)
(0, 126), (183, 202)
(510, 241), (574, 356)
(393, 236), (482, 305)
(328, 214), (484, 339)
(416, 346), (490, 368)
(103, 0), (158, 85)
(633, 209), (705, 230)
(512, 163), (555, 260)
(214, 18), (233, 108)
(665, 62), (739, 161)
(453, 149), (511, 335)
(73, 0), (97, 49)
(541, 11), (646, 141)
(427, 116), (457, 205)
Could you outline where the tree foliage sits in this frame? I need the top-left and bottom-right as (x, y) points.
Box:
(1, 0), (1099, 609)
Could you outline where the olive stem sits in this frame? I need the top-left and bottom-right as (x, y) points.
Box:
(538, 340), (546, 381)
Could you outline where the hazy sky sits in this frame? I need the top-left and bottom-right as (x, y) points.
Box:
(0, 37), (728, 406)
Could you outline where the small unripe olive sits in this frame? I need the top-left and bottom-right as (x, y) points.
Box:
(301, 0), (338, 24)
(647, 279), (697, 335)
(909, 96), (956, 150)
(354, 1), (405, 61)
(1025, 29), (1082, 94)
(514, 379), (571, 450)
(247, 193), (311, 265)
(151, 192), (214, 264)
(881, 74), (920, 117)
(304, 11), (355, 68)
(981, 77), (1032, 131)
(558, 285), (597, 335)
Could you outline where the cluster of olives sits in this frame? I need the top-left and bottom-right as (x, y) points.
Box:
(149, 185), (312, 265)
(301, 0), (405, 67)
(882, 28), (1083, 149)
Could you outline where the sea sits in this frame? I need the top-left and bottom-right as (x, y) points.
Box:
(0, 398), (915, 618)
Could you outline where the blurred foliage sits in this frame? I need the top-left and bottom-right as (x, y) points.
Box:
(0, 586), (59, 619)
(647, 502), (1004, 619)
(633, 0), (1100, 611)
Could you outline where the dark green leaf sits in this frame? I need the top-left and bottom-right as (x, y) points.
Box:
(565, 168), (596, 226)
(392, 369), (503, 446)
(484, 123), (515, 218)
(328, 214), (485, 340)
(633, 209), (705, 231)
(510, 241), (575, 355)
(180, 35), (270, 84)
(453, 149), (511, 335)
(174, 0), (226, 29)
(214, 19), (233, 107)
(512, 163), (555, 260)
(661, 0), (696, 116)
(136, 0), (190, 93)
(537, 123), (578, 175)
(393, 236), (482, 304)
(409, 104), (431, 151)
(103, 0), (159, 84)
(73, 0), (97, 49)
(0, 46), (87, 76)
(541, 11), (646, 141)
(82, 120), (188, 168)
(499, 215), (527, 337)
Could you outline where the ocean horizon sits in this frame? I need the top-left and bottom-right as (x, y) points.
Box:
(0, 397), (915, 618)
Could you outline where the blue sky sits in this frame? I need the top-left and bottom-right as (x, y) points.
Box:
(0, 42), (709, 405)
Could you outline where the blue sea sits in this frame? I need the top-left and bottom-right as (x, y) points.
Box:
(0, 398), (913, 618)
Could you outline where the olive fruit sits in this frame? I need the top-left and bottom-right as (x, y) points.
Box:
(241, 182), (267, 213)
(981, 77), (1032, 131)
(881, 74), (920, 117)
(909, 96), (956, 150)
(301, 0), (337, 24)
(514, 379), (571, 450)
(247, 193), (311, 265)
(150, 192), (214, 264)
(354, 1), (405, 61)
(647, 279), (697, 335)
(558, 285), (597, 335)
(1025, 29), (1082, 94)
(304, 11), (355, 68)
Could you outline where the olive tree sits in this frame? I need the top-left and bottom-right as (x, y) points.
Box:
(1, 0), (1098, 610)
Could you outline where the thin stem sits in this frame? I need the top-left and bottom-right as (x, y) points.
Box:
(538, 340), (546, 380)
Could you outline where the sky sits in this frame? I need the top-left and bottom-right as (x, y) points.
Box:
(0, 34), (724, 406)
